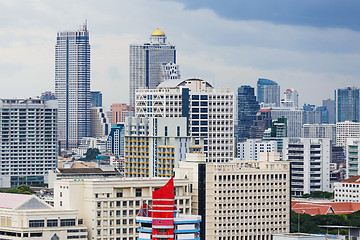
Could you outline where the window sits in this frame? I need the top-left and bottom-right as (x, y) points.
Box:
(29, 220), (44, 228)
(177, 126), (180, 137)
(47, 219), (58, 227)
(135, 188), (142, 197)
(116, 189), (123, 197)
(165, 126), (168, 136)
(60, 219), (75, 226)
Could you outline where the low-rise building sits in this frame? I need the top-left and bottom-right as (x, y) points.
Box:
(345, 138), (360, 178)
(0, 192), (87, 239)
(336, 121), (360, 147)
(237, 139), (277, 160)
(334, 175), (360, 202)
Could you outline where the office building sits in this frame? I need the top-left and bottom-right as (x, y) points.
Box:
(249, 108), (272, 139)
(129, 28), (176, 106)
(336, 121), (360, 147)
(76, 137), (107, 155)
(40, 91), (56, 100)
(106, 123), (126, 157)
(257, 78), (280, 107)
(282, 138), (331, 195)
(136, 178), (201, 240)
(334, 175), (360, 202)
(323, 98), (335, 124)
(124, 117), (203, 177)
(270, 107), (304, 137)
(54, 177), (191, 240)
(263, 117), (287, 152)
(237, 85), (260, 141)
(90, 91), (102, 107)
(175, 155), (290, 240)
(0, 98), (57, 187)
(136, 78), (234, 162)
(110, 103), (135, 124)
(0, 192), (87, 239)
(302, 104), (321, 124)
(237, 139), (277, 160)
(161, 62), (180, 81)
(90, 107), (109, 137)
(281, 88), (298, 108)
(302, 124), (336, 143)
(335, 87), (360, 123)
(345, 138), (360, 178)
(55, 23), (91, 149)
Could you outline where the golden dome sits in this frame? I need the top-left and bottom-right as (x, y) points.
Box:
(151, 28), (165, 36)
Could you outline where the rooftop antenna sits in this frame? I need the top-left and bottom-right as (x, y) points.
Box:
(83, 19), (88, 31)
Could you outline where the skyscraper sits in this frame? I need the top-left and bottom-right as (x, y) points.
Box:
(90, 91), (102, 107)
(281, 88), (298, 108)
(323, 98), (335, 124)
(129, 28), (176, 106)
(237, 85), (259, 141)
(335, 87), (360, 123)
(55, 23), (90, 150)
(257, 78), (280, 107)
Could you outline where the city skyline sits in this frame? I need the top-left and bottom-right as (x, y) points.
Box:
(0, 0), (359, 108)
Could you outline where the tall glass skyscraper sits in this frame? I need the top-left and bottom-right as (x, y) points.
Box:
(335, 87), (360, 123)
(129, 28), (176, 106)
(257, 78), (280, 107)
(55, 23), (90, 150)
(237, 85), (259, 141)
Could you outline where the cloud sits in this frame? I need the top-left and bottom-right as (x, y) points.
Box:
(0, 0), (358, 108)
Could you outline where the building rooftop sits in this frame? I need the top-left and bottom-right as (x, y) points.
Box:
(151, 28), (165, 36)
(340, 175), (360, 184)
(292, 201), (360, 215)
(0, 192), (51, 210)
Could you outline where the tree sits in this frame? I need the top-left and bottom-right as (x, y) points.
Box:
(84, 148), (100, 161)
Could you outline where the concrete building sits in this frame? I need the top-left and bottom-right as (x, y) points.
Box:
(270, 107), (304, 137)
(257, 78), (281, 107)
(175, 155), (290, 240)
(129, 28), (176, 106)
(76, 137), (107, 155)
(90, 107), (109, 137)
(302, 104), (322, 124)
(0, 98), (58, 187)
(0, 192), (87, 239)
(110, 103), (135, 124)
(106, 123), (126, 157)
(237, 139), (277, 160)
(263, 118), (287, 152)
(281, 88), (298, 108)
(335, 87), (360, 123)
(334, 175), (360, 202)
(124, 117), (203, 178)
(283, 138), (331, 195)
(161, 62), (180, 81)
(55, 23), (90, 149)
(90, 91), (102, 107)
(136, 178), (201, 240)
(54, 178), (191, 240)
(302, 124), (336, 143)
(336, 121), (360, 147)
(345, 138), (360, 178)
(249, 108), (272, 139)
(40, 91), (56, 100)
(323, 98), (335, 124)
(136, 78), (234, 162)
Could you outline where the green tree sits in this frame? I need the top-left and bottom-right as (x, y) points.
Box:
(84, 148), (100, 161)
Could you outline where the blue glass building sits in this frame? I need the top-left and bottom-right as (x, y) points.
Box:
(90, 91), (102, 107)
(335, 87), (360, 123)
(106, 123), (125, 157)
(257, 78), (280, 107)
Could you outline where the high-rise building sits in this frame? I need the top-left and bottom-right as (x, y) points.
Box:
(323, 98), (335, 124)
(0, 98), (58, 187)
(345, 138), (360, 178)
(90, 91), (102, 107)
(106, 123), (125, 157)
(41, 91), (56, 100)
(270, 107), (304, 137)
(257, 78), (280, 107)
(263, 117), (287, 152)
(237, 85), (259, 141)
(129, 28), (176, 106)
(283, 138), (331, 195)
(110, 103), (135, 124)
(55, 23), (91, 149)
(281, 88), (298, 108)
(90, 107), (109, 137)
(124, 117), (203, 177)
(302, 104), (322, 124)
(249, 108), (272, 139)
(336, 121), (360, 147)
(161, 62), (180, 81)
(237, 139), (277, 160)
(302, 124), (336, 143)
(136, 78), (234, 163)
(335, 87), (360, 123)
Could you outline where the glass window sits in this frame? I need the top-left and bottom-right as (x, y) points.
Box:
(29, 220), (44, 228)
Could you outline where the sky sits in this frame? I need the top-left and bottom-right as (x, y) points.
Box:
(0, 0), (359, 108)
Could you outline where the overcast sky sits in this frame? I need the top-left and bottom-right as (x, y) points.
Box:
(0, 0), (359, 108)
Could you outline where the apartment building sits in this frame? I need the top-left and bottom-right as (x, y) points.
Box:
(54, 178), (191, 240)
(345, 138), (360, 178)
(334, 175), (360, 202)
(336, 121), (360, 147)
(136, 78), (234, 162)
(175, 154), (290, 240)
(302, 124), (336, 143)
(237, 139), (277, 160)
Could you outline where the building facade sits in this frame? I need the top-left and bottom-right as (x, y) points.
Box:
(136, 78), (234, 163)
(345, 138), (360, 178)
(249, 109), (272, 139)
(257, 78), (280, 107)
(161, 62), (180, 81)
(282, 138), (331, 195)
(270, 107), (304, 137)
(124, 117), (203, 177)
(281, 88), (298, 108)
(106, 123), (126, 157)
(90, 91), (102, 107)
(237, 85), (260, 141)
(54, 178), (192, 240)
(237, 139), (277, 161)
(55, 23), (91, 149)
(0, 99), (58, 187)
(322, 98), (335, 124)
(110, 103), (135, 124)
(335, 87), (360, 123)
(336, 121), (360, 147)
(302, 124), (336, 143)
(129, 28), (176, 106)
(90, 107), (109, 137)
(334, 175), (360, 202)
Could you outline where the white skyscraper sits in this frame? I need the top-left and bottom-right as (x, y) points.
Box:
(281, 88), (298, 108)
(136, 78), (235, 162)
(129, 28), (176, 106)
(270, 107), (304, 137)
(55, 23), (90, 150)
